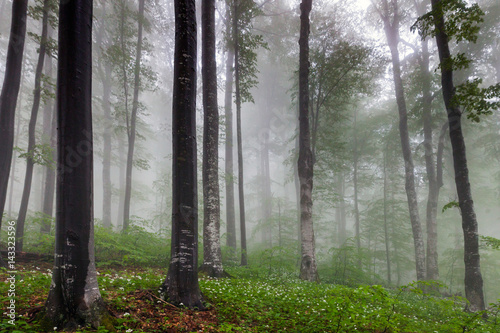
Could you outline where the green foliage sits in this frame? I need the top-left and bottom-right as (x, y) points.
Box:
(453, 79), (500, 122)
(442, 200), (460, 213)
(481, 235), (500, 250)
(411, 0), (484, 43)
(18, 144), (55, 167)
(94, 223), (170, 268)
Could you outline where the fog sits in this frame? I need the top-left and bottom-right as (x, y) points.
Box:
(1, 0), (499, 304)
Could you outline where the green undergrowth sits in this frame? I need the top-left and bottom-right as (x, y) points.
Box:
(1, 264), (500, 332)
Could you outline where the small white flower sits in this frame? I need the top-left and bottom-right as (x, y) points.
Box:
(123, 312), (130, 317)
(126, 329), (133, 333)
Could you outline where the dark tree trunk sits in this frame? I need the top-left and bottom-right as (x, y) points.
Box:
(161, 0), (204, 309)
(0, 0), (28, 257)
(233, 0), (248, 266)
(430, 0), (485, 312)
(43, 0), (111, 329)
(224, 0), (237, 252)
(298, 0), (318, 282)
(123, 0), (145, 232)
(379, 0), (425, 281)
(15, 0), (50, 252)
(200, 0), (224, 277)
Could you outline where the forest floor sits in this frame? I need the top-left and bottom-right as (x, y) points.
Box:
(1, 260), (500, 332)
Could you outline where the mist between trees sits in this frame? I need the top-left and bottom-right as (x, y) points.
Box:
(0, 0), (500, 330)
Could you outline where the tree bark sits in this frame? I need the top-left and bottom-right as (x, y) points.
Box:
(161, 0), (204, 309)
(233, 0), (248, 266)
(378, 0), (426, 281)
(43, 0), (111, 329)
(201, 0), (224, 277)
(430, 0), (485, 312)
(298, 0), (318, 282)
(0, 0), (28, 256)
(420, 38), (441, 281)
(15, 0), (50, 252)
(224, 0), (237, 252)
(123, 0), (145, 232)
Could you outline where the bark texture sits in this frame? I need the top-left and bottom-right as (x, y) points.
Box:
(201, 0), (224, 277)
(298, 0), (319, 282)
(16, 0), (50, 252)
(0, 0), (28, 244)
(430, 0), (485, 312)
(44, 0), (111, 329)
(224, 1), (237, 252)
(123, 0), (145, 232)
(233, 0), (248, 266)
(161, 0), (204, 309)
(378, 0), (425, 281)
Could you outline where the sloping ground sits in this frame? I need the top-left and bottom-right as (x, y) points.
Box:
(1, 262), (499, 332)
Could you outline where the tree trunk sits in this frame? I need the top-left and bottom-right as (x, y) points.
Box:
(101, 63), (113, 229)
(117, 138), (125, 230)
(123, 0), (145, 232)
(379, 0), (425, 281)
(233, 0), (248, 266)
(298, 0), (318, 282)
(7, 66), (25, 219)
(430, 0), (485, 312)
(261, 120), (272, 247)
(95, 0), (113, 230)
(161, 0), (204, 309)
(224, 0), (237, 252)
(43, 0), (111, 329)
(200, 0), (224, 277)
(336, 172), (346, 246)
(15, 0), (50, 252)
(383, 146), (391, 284)
(41, 37), (56, 234)
(0, 0), (28, 259)
(353, 109), (361, 269)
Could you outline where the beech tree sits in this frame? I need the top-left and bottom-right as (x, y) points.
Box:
(43, 0), (111, 328)
(224, 0), (237, 252)
(15, 0), (51, 252)
(0, 0), (28, 265)
(160, 0), (204, 309)
(373, 0), (426, 281)
(200, 0), (224, 277)
(413, 0), (490, 312)
(298, 0), (318, 282)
